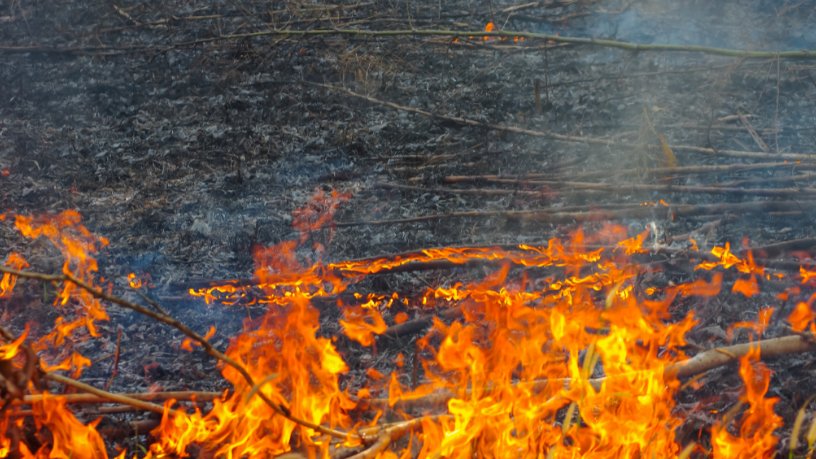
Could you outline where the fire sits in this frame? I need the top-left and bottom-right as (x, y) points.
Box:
(1, 253), (28, 298)
(0, 194), (800, 457)
(127, 273), (142, 289)
(0, 211), (121, 458)
(460, 22), (524, 44)
(31, 393), (108, 459)
(711, 345), (783, 457)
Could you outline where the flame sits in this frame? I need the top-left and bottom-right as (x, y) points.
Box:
(0, 211), (115, 458)
(711, 345), (782, 457)
(1, 253), (29, 298)
(127, 272), (142, 289)
(13, 211), (111, 374)
(483, 21), (495, 41)
(31, 393), (108, 459)
(291, 188), (351, 245)
(462, 22), (524, 44)
(0, 197), (800, 457)
(188, 225), (700, 456)
(178, 213), (791, 456)
(0, 327), (28, 361)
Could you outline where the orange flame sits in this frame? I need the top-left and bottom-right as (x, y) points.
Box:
(127, 272), (142, 289)
(12, 211), (111, 376)
(0, 199), (799, 457)
(1, 253), (29, 298)
(711, 345), (782, 457)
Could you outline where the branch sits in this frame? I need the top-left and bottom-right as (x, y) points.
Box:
(19, 390), (221, 405)
(313, 82), (816, 161)
(1, 326), (172, 416)
(351, 416), (446, 459)
(168, 28), (816, 59)
(40, 373), (167, 415)
(668, 334), (816, 379)
(334, 200), (811, 228)
(437, 177), (816, 197)
(363, 334), (816, 412)
(443, 161), (816, 181)
(6, 27), (816, 59)
(0, 266), (358, 442)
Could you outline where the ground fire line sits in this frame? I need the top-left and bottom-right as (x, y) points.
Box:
(0, 191), (814, 457)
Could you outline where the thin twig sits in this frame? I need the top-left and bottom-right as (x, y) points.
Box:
(18, 390), (221, 405)
(444, 161), (816, 181)
(43, 373), (167, 415)
(104, 326), (122, 391)
(436, 177), (816, 197)
(375, 181), (562, 197)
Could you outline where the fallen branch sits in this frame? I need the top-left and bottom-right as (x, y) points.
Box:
(444, 161), (816, 181)
(747, 237), (816, 257)
(438, 177), (816, 197)
(669, 334), (816, 378)
(374, 182), (562, 197)
(313, 83), (816, 161)
(382, 307), (463, 340)
(363, 334), (816, 412)
(43, 373), (167, 415)
(357, 416), (445, 452)
(162, 28), (816, 59)
(97, 419), (161, 441)
(18, 390), (221, 406)
(5, 27), (816, 58)
(334, 200), (810, 228)
(187, 236), (680, 294)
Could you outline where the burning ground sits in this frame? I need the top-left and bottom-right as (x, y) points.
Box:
(3, 0), (816, 457)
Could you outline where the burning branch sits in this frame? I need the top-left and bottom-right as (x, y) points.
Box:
(362, 334), (816, 413)
(18, 390), (220, 406)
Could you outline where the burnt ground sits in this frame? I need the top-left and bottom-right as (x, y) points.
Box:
(3, 0), (816, 455)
